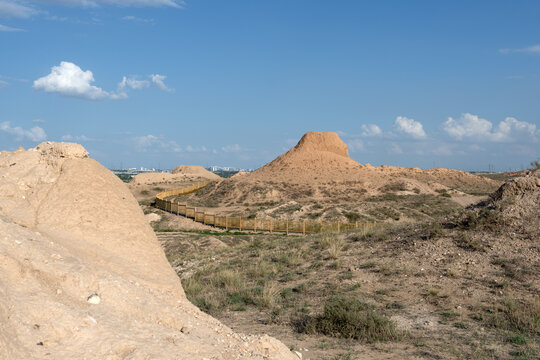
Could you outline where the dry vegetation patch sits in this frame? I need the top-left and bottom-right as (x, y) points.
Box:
(158, 204), (538, 359)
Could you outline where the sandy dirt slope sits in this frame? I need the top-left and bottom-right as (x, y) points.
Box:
(192, 131), (500, 207)
(0, 142), (297, 360)
(131, 166), (219, 187)
(172, 165), (221, 179)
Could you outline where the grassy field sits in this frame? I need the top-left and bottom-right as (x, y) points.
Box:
(159, 204), (539, 359)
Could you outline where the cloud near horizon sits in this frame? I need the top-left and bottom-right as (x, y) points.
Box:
(499, 44), (540, 54)
(0, 121), (46, 141)
(443, 113), (538, 142)
(393, 116), (427, 139)
(360, 124), (382, 137)
(33, 61), (173, 100)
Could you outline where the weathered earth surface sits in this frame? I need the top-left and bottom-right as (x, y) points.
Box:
(192, 132), (500, 206)
(0, 142), (297, 360)
(132, 165), (219, 187)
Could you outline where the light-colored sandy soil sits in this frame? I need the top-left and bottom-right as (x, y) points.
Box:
(0, 143), (297, 360)
(193, 132), (500, 206)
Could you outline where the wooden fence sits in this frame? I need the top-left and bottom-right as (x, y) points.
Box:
(155, 181), (377, 235)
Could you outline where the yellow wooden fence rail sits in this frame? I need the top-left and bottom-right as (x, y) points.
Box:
(155, 181), (377, 235)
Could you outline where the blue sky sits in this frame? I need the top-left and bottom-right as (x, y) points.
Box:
(1, 0), (539, 171)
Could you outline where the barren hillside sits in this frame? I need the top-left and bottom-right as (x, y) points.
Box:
(184, 132), (500, 221)
(0, 143), (297, 360)
(164, 170), (540, 359)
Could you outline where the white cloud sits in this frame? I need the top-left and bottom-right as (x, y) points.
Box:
(33, 61), (110, 100)
(492, 117), (537, 142)
(0, 79), (7, 87)
(0, 1), (38, 19)
(133, 134), (160, 150)
(394, 116), (427, 139)
(388, 143), (403, 154)
(186, 145), (207, 152)
(41, 0), (185, 7)
(132, 134), (185, 153)
(347, 139), (364, 152)
(151, 74), (174, 92)
(360, 124), (382, 137)
(0, 23), (23, 31)
(221, 144), (241, 153)
(443, 113), (538, 142)
(120, 76), (150, 90)
(111, 76), (151, 99)
(33, 62), (171, 100)
(499, 45), (540, 54)
(61, 134), (92, 141)
(432, 144), (453, 156)
(0, 121), (46, 141)
(443, 113), (491, 140)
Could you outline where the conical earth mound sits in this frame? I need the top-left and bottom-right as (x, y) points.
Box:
(254, 131), (360, 178)
(191, 131), (500, 207)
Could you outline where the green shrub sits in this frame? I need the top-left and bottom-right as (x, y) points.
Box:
(343, 211), (361, 222)
(292, 297), (400, 342)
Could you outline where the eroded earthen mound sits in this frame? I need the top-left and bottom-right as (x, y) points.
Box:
(171, 165), (219, 179)
(191, 132), (500, 207)
(254, 131), (360, 176)
(132, 166), (219, 186)
(0, 143), (296, 359)
(488, 169), (540, 227)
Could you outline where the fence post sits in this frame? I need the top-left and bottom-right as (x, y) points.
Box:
(338, 221), (341, 232)
(239, 216), (242, 232)
(203, 211), (206, 224)
(254, 218), (257, 232)
(270, 219), (273, 234)
(194, 207), (197, 220)
(225, 216), (228, 231)
(303, 220), (306, 235)
(355, 221), (358, 229)
(213, 214), (216, 226)
(286, 219), (289, 236)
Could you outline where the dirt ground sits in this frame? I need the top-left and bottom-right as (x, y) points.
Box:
(157, 207), (539, 359)
(137, 170), (539, 360)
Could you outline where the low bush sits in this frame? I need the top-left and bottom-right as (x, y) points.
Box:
(292, 297), (400, 342)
